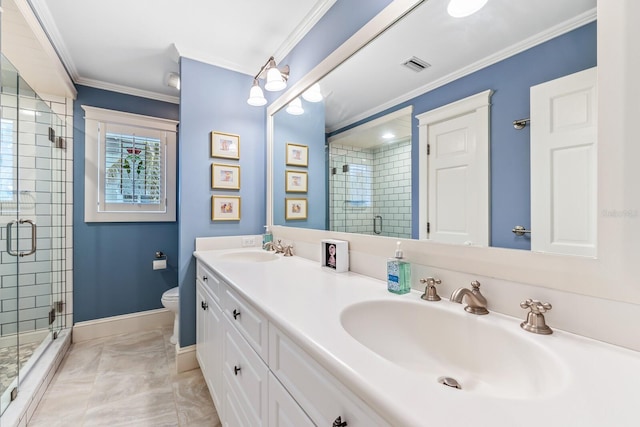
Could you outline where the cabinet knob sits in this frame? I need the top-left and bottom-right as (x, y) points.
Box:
(333, 416), (348, 427)
(203, 275), (208, 281)
(233, 365), (241, 375)
(201, 301), (208, 310)
(232, 309), (241, 320)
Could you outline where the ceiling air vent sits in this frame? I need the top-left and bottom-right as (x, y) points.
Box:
(402, 56), (431, 72)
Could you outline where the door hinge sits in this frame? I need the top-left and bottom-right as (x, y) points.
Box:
(427, 144), (431, 155)
(10, 387), (17, 401)
(427, 222), (430, 233)
(48, 308), (56, 325)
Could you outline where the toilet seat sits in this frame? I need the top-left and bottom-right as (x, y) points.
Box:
(162, 287), (179, 301)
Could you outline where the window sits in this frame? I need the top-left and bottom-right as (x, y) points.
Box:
(83, 106), (177, 222)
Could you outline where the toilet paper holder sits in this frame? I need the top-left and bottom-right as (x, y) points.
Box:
(155, 251), (167, 260)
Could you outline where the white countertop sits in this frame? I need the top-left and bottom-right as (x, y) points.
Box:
(194, 248), (640, 427)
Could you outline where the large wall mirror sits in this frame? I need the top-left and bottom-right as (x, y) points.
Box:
(270, 0), (597, 254)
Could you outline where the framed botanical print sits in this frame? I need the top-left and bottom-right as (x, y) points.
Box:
(212, 163), (240, 190)
(211, 131), (240, 159)
(285, 198), (307, 220)
(285, 170), (308, 193)
(211, 196), (241, 221)
(286, 143), (308, 167)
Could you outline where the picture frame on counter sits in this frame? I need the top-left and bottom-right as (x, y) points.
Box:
(211, 195), (241, 221)
(212, 163), (240, 190)
(321, 239), (349, 273)
(211, 131), (240, 159)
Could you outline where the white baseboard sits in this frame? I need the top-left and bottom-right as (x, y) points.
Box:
(72, 308), (174, 343)
(176, 344), (199, 373)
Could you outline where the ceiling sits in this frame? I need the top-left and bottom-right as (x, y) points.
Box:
(319, 0), (596, 132)
(27, 0), (336, 103)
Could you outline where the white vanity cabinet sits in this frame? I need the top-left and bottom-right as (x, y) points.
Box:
(195, 264), (224, 415)
(195, 258), (387, 427)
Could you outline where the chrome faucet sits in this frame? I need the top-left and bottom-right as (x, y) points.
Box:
(450, 280), (489, 315)
(273, 240), (286, 254)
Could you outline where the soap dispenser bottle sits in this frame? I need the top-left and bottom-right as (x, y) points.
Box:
(387, 241), (411, 294)
(262, 225), (273, 249)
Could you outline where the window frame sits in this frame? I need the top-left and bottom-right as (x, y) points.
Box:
(83, 106), (177, 222)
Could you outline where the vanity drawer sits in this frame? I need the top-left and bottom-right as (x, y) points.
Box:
(223, 315), (268, 426)
(196, 261), (222, 304)
(222, 282), (269, 361)
(269, 325), (389, 427)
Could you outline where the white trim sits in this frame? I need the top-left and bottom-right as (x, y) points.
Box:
(273, 0), (338, 63)
(327, 8), (597, 133)
(72, 308), (174, 343)
(176, 344), (199, 373)
(81, 105), (179, 131)
(76, 77), (180, 104)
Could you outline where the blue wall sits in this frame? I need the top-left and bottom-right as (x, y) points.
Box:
(329, 22), (597, 249)
(178, 58), (267, 346)
(73, 85), (179, 322)
(177, 1), (394, 347)
(273, 101), (326, 229)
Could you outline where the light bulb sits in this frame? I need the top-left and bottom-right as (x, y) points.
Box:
(247, 80), (267, 106)
(302, 83), (323, 102)
(286, 97), (304, 115)
(447, 0), (488, 18)
(265, 67), (286, 91)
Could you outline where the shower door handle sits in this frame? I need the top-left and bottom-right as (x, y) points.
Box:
(6, 220), (19, 256)
(19, 219), (37, 257)
(373, 215), (382, 235)
(5, 219), (37, 257)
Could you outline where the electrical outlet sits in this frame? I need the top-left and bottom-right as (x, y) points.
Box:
(242, 236), (256, 247)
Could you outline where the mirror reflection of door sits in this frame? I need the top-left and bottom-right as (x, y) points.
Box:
(417, 90), (491, 245)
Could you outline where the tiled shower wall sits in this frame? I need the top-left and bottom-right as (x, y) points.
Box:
(329, 140), (411, 238)
(373, 139), (411, 238)
(0, 91), (73, 340)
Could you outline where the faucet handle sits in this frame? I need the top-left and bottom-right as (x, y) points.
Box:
(520, 299), (553, 335)
(520, 299), (552, 314)
(471, 280), (481, 291)
(420, 277), (442, 301)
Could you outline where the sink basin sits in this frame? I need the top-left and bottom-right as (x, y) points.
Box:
(217, 251), (279, 262)
(340, 300), (567, 399)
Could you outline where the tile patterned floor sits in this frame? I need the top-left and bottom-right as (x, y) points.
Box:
(28, 327), (221, 427)
(0, 341), (40, 397)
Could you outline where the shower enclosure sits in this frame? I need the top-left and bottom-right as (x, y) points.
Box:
(329, 139), (412, 238)
(0, 54), (67, 416)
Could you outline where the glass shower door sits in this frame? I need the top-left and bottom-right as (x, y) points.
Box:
(0, 55), (67, 415)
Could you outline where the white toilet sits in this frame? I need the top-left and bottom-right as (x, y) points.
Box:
(161, 287), (180, 344)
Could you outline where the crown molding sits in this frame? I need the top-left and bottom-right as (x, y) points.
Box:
(273, 0), (338, 63)
(76, 77), (180, 104)
(327, 8), (597, 133)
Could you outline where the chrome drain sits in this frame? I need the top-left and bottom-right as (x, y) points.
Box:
(437, 376), (461, 389)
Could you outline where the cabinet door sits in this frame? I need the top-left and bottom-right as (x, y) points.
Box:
(268, 373), (314, 427)
(206, 294), (224, 414)
(196, 282), (209, 375)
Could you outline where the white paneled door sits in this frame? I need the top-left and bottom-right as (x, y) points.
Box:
(530, 67), (597, 257)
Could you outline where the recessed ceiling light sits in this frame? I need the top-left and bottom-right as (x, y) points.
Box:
(447, 0), (488, 18)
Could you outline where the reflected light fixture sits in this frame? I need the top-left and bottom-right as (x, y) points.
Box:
(167, 72), (181, 90)
(447, 0), (488, 17)
(302, 83), (323, 102)
(247, 56), (290, 106)
(286, 97), (304, 115)
(382, 132), (395, 139)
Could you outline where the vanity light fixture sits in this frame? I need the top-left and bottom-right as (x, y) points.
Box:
(247, 79), (267, 106)
(247, 56), (290, 106)
(167, 72), (181, 90)
(286, 97), (304, 115)
(447, 0), (488, 18)
(302, 83), (323, 102)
